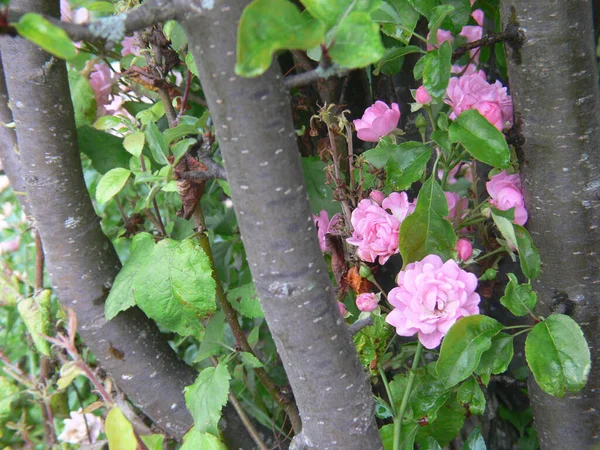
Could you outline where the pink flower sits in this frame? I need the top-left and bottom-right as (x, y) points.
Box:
(60, 0), (89, 24)
(445, 71), (513, 131)
(337, 302), (347, 317)
(456, 238), (473, 261)
(356, 293), (379, 312)
(121, 36), (141, 57)
(313, 210), (330, 253)
(486, 171), (528, 225)
(415, 86), (432, 105)
(438, 161), (474, 185)
(347, 192), (415, 264)
(353, 101), (401, 142)
(472, 9), (484, 26)
(58, 410), (102, 444)
(427, 29), (454, 50)
(369, 190), (385, 206)
(444, 192), (469, 227)
(89, 63), (118, 116)
(0, 236), (21, 255)
(386, 254), (480, 349)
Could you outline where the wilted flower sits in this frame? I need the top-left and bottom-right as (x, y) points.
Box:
(445, 71), (513, 131)
(57, 410), (102, 444)
(486, 170), (528, 225)
(353, 101), (401, 142)
(386, 254), (480, 349)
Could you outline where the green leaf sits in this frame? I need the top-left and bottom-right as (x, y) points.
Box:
(172, 138), (197, 165)
(185, 52), (199, 77)
(431, 129), (451, 153)
(134, 238), (217, 337)
(239, 352), (264, 368)
(137, 101), (165, 126)
(140, 434), (164, 450)
(514, 225), (541, 280)
(500, 273), (537, 317)
(353, 314), (393, 372)
(123, 131), (145, 157)
(228, 283), (264, 318)
(15, 13), (76, 60)
(427, 5), (454, 41)
(525, 314), (591, 397)
(105, 407), (137, 450)
(145, 122), (169, 165)
(448, 110), (511, 168)
(96, 168), (131, 205)
(436, 315), (504, 388)
(68, 69), (97, 127)
(78, 126), (130, 174)
(87, 1), (115, 12)
(408, 0), (440, 18)
(0, 377), (19, 421)
(163, 20), (188, 52)
(456, 378), (486, 415)
(105, 233), (156, 320)
(236, 0), (325, 77)
(399, 176), (457, 265)
(490, 209), (517, 248)
(301, 0), (381, 29)
(163, 123), (200, 145)
(374, 0), (420, 44)
(56, 361), (84, 390)
(94, 115), (127, 131)
(422, 41), (452, 99)
(374, 396), (393, 419)
(385, 141), (432, 191)
(374, 44), (423, 75)
(16, 290), (52, 357)
(185, 363), (231, 435)
(475, 332), (514, 385)
(194, 310), (226, 362)
(416, 396), (465, 446)
(329, 12), (385, 68)
(441, 0), (471, 34)
(302, 156), (341, 215)
(420, 437), (443, 450)
(180, 428), (228, 450)
(410, 366), (450, 421)
(461, 427), (486, 450)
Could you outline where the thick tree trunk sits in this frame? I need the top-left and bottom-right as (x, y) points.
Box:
(500, 1), (600, 447)
(181, 1), (382, 448)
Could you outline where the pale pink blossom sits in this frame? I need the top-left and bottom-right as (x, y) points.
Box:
(353, 101), (401, 142)
(347, 192), (415, 264)
(369, 190), (385, 206)
(386, 254), (480, 349)
(121, 36), (141, 57)
(427, 29), (454, 50)
(486, 171), (528, 225)
(456, 238), (473, 261)
(89, 63), (118, 116)
(0, 236), (21, 255)
(313, 210), (330, 253)
(57, 410), (102, 444)
(337, 302), (347, 316)
(415, 86), (432, 105)
(444, 192), (469, 227)
(60, 0), (89, 24)
(472, 9), (484, 26)
(445, 71), (513, 131)
(356, 293), (379, 312)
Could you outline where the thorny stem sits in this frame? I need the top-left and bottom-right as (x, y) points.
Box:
(393, 341), (423, 450)
(192, 206), (302, 434)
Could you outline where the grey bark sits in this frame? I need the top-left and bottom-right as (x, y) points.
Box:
(500, 1), (600, 447)
(181, 1), (382, 449)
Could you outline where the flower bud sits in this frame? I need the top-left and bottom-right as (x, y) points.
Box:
(480, 268), (498, 281)
(356, 293), (379, 312)
(415, 114), (427, 130)
(456, 238), (473, 261)
(337, 302), (347, 317)
(359, 264), (372, 278)
(415, 86), (432, 105)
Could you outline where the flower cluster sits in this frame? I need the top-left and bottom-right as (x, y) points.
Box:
(386, 254), (480, 349)
(347, 191), (415, 264)
(445, 70), (513, 131)
(486, 170), (528, 225)
(353, 101), (400, 142)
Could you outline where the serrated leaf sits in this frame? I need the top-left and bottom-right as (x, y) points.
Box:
(374, 396), (393, 419)
(145, 121), (169, 165)
(78, 125), (130, 174)
(96, 168), (131, 204)
(399, 176), (456, 265)
(408, 0), (440, 18)
(436, 315), (504, 388)
(105, 233), (156, 320)
(373, 0), (420, 45)
(449, 110), (510, 168)
(105, 407), (137, 450)
(427, 5), (454, 42)
(301, 0), (381, 29)
(423, 41), (452, 99)
(180, 428), (228, 450)
(525, 314), (591, 397)
(185, 363), (231, 435)
(134, 238), (217, 337)
(17, 290), (52, 357)
(163, 124), (199, 145)
(441, 0), (471, 34)
(490, 209), (517, 247)
(416, 396), (465, 447)
(16, 13), (76, 60)
(475, 332), (514, 385)
(239, 352), (264, 368)
(329, 12), (385, 68)
(123, 131), (145, 157)
(236, 0), (325, 77)
(461, 427), (486, 450)
(385, 142), (432, 191)
(456, 378), (486, 415)
(514, 225), (541, 280)
(56, 361), (84, 390)
(500, 273), (537, 316)
(410, 366), (450, 421)
(172, 138), (197, 165)
(163, 20), (187, 51)
(194, 311), (226, 362)
(140, 434), (164, 450)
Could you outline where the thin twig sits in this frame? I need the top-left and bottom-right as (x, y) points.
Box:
(34, 229), (44, 290)
(152, 198), (167, 237)
(158, 87), (178, 128)
(284, 60), (348, 90)
(452, 24), (526, 62)
(176, 69), (193, 123)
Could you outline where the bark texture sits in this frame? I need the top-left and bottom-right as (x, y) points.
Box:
(0, 0), (201, 439)
(181, 1), (382, 448)
(500, 1), (600, 447)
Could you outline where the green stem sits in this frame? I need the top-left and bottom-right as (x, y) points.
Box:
(473, 246), (506, 263)
(393, 341), (423, 450)
(379, 365), (396, 416)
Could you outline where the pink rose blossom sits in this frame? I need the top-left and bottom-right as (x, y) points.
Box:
(356, 293), (379, 312)
(369, 190), (385, 206)
(456, 238), (473, 261)
(121, 36), (141, 57)
(444, 192), (469, 227)
(445, 71), (513, 131)
(472, 9), (484, 26)
(415, 86), (432, 105)
(337, 302), (347, 317)
(60, 0), (89, 24)
(89, 63), (118, 116)
(353, 101), (401, 142)
(313, 210), (330, 253)
(486, 171), (528, 225)
(347, 192), (415, 264)
(386, 254), (480, 349)
(427, 29), (454, 50)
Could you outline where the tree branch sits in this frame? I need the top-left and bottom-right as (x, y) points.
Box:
(452, 23), (525, 62)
